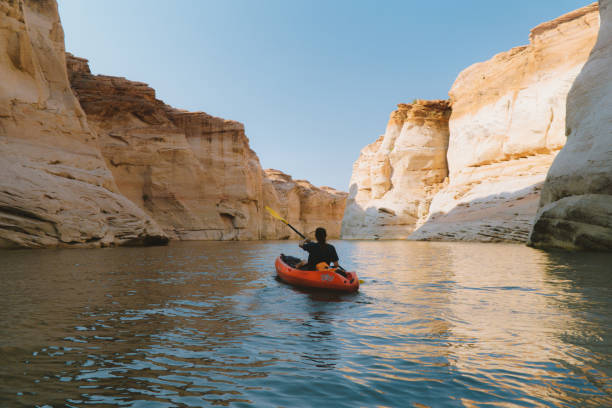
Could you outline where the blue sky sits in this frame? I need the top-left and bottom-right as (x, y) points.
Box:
(58, 0), (593, 190)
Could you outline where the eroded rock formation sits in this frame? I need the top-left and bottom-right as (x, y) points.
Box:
(412, 3), (599, 242)
(67, 55), (347, 241)
(0, 0), (167, 248)
(529, 0), (612, 250)
(343, 3), (600, 242)
(263, 169), (347, 239)
(342, 101), (451, 239)
(67, 55), (264, 240)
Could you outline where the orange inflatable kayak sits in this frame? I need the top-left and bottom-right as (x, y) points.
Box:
(275, 256), (359, 292)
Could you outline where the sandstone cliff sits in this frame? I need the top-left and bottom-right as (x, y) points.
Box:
(343, 3), (600, 242)
(342, 101), (451, 239)
(0, 0), (167, 248)
(529, 0), (612, 250)
(67, 55), (263, 240)
(67, 55), (347, 241)
(263, 169), (347, 239)
(412, 3), (599, 242)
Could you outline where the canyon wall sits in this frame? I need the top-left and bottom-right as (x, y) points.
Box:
(67, 55), (263, 240)
(0, 0), (346, 248)
(67, 55), (346, 241)
(411, 3), (600, 242)
(529, 0), (612, 250)
(342, 101), (451, 239)
(263, 169), (347, 240)
(0, 0), (167, 248)
(343, 3), (600, 242)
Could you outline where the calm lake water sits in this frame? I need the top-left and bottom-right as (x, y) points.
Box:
(1, 241), (611, 407)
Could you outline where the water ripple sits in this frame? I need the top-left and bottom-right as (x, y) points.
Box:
(1, 241), (611, 407)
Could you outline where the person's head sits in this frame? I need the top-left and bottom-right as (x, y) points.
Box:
(315, 227), (327, 243)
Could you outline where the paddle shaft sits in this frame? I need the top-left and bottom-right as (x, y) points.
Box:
(265, 206), (307, 240)
(286, 223), (306, 240)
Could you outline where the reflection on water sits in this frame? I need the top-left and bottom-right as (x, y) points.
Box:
(0, 241), (611, 407)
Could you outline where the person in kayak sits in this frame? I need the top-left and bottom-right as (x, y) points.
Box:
(296, 227), (342, 273)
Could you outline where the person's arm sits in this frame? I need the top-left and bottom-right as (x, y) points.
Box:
(297, 241), (313, 270)
(330, 245), (340, 268)
(299, 239), (314, 250)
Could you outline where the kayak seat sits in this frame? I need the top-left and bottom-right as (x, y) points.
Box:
(280, 254), (301, 268)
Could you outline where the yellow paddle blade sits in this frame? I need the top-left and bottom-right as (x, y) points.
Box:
(265, 206), (288, 224)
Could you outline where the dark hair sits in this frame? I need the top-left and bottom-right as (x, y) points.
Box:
(315, 227), (327, 243)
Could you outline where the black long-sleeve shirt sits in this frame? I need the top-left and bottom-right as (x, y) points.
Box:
(301, 241), (339, 269)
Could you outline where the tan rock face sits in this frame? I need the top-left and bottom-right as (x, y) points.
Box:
(342, 100), (451, 239)
(0, 0), (167, 248)
(529, 0), (612, 250)
(67, 55), (266, 240)
(409, 155), (554, 242)
(67, 55), (347, 241)
(411, 4), (600, 242)
(263, 169), (347, 240)
(447, 4), (599, 174)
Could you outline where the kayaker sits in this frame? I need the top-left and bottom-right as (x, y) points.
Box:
(296, 227), (342, 272)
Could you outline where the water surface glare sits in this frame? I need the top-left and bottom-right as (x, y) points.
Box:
(1, 241), (611, 407)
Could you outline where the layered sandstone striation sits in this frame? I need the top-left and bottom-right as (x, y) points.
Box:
(0, 0), (167, 248)
(263, 169), (347, 239)
(67, 55), (347, 240)
(68, 55), (263, 240)
(529, 0), (612, 250)
(344, 4), (600, 242)
(412, 3), (599, 242)
(342, 101), (451, 239)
